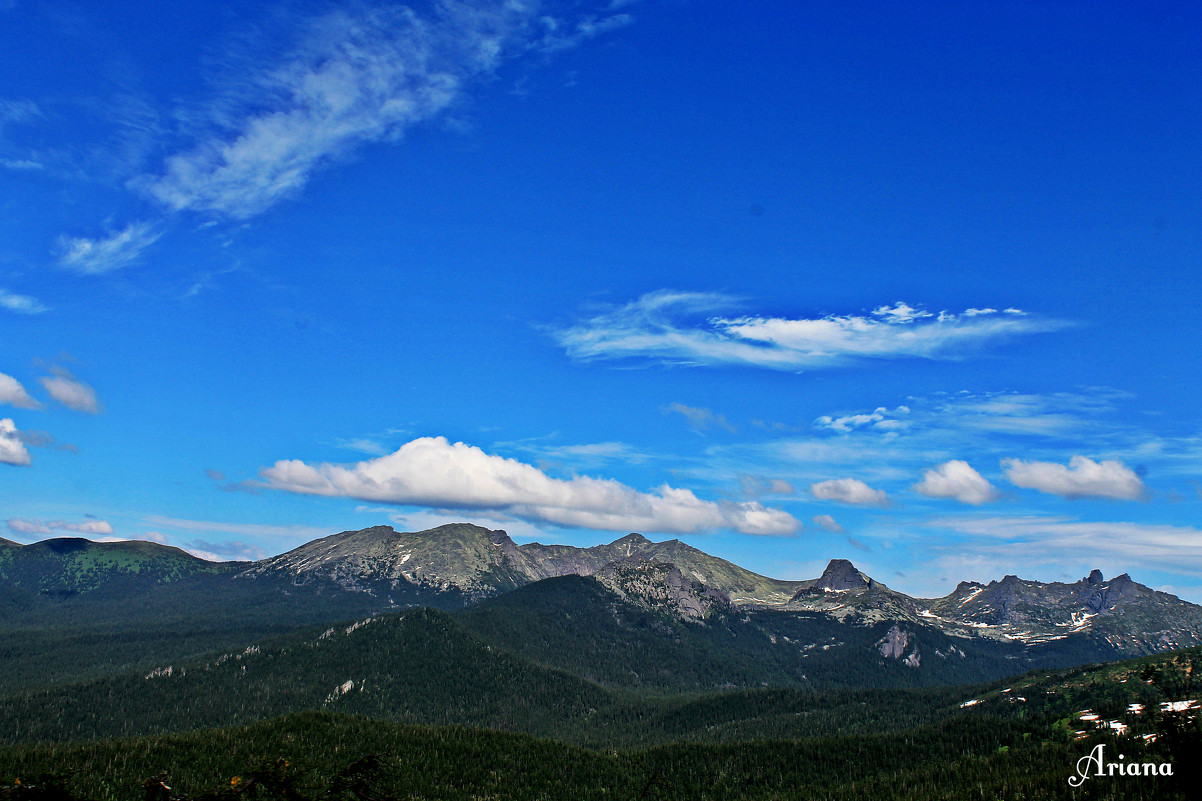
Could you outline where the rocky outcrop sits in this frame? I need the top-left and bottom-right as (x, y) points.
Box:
(595, 558), (730, 620)
(876, 624), (921, 667)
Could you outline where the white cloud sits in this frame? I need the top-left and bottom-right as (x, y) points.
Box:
(260, 435), (799, 536)
(812, 514), (844, 533)
(334, 437), (391, 456)
(0, 418), (31, 466)
(0, 98), (39, 126)
(740, 475), (795, 498)
(914, 460), (999, 505)
(183, 539), (267, 562)
(141, 515), (330, 542)
(139, 2), (631, 220)
(810, 477), (889, 507)
(7, 518), (114, 536)
(663, 402), (736, 432)
(1003, 455), (1145, 500)
(0, 372), (39, 409)
(0, 288), (48, 314)
(815, 405), (911, 433)
(0, 158), (43, 171)
(553, 291), (1065, 371)
(539, 12), (634, 53)
(40, 368), (100, 413)
(926, 515), (1202, 580)
(57, 221), (160, 274)
(536, 441), (652, 463)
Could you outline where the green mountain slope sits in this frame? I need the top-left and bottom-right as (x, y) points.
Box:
(457, 573), (1120, 693)
(0, 537), (231, 599)
(0, 608), (615, 745)
(2, 641), (1197, 801)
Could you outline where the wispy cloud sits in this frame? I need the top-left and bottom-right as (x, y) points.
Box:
(812, 513), (844, 533)
(140, 515), (330, 542)
(1003, 455), (1146, 500)
(740, 475), (795, 498)
(0, 158), (43, 171)
(539, 11), (633, 53)
(57, 221), (160, 274)
(663, 402), (737, 432)
(0, 372), (40, 409)
(914, 460), (999, 505)
(553, 291), (1065, 371)
(927, 515), (1202, 581)
(39, 367), (100, 413)
(7, 517), (114, 536)
(334, 437), (392, 456)
(259, 435), (799, 536)
(0, 98), (40, 128)
(810, 477), (890, 507)
(0, 289), (49, 315)
(183, 539), (267, 562)
(0, 418), (31, 466)
(138, 2), (632, 220)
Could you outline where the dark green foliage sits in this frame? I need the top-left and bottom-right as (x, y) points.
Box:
(0, 609), (614, 745)
(0, 708), (1189, 801)
(458, 576), (1121, 694)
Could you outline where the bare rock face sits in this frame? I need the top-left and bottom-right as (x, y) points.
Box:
(817, 559), (874, 592)
(594, 558), (730, 620)
(228, 523), (1202, 658)
(877, 624), (922, 668)
(878, 624), (909, 658)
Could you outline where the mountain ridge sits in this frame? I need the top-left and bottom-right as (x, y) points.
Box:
(4, 522), (1200, 660)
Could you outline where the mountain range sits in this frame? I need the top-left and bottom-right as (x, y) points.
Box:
(2, 522), (1200, 698)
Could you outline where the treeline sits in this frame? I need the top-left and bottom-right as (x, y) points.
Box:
(1, 606), (1191, 751)
(0, 711), (1190, 801)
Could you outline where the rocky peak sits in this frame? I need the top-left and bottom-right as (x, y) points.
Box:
(486, 528), (514, 547)
(1087, 569), (1104, 585)
(595, 557), (730, 620)
(611, 533), (651, 552)
(817, 559), (873, 592)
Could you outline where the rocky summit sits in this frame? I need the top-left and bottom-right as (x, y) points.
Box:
(4, 522), (1202, 659)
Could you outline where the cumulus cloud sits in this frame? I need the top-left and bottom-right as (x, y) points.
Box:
(553, 292), (1064, 371)
(0, 372), (39, 409)
(1003, 455), (1145, 500)
(914, 460), (999, 505)
(39, 367), (100, 413)
(7, 518), (114, 536)
(259, 435), (799, 535)
(0, 418), (31, 466)
(57, 221), (161, 274)
(0, 288), (48, 314)
(138, 2), (632, 220)
(663, 402), (736, 432)
(812, 514), (844, 533)
(810, 477), (889, 507)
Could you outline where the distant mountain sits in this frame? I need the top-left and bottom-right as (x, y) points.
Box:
(239, 524), (800, 606)
(923, 569), (1202, 651)
(0, 536), (233, 600)
(3, 522), (1201, 692)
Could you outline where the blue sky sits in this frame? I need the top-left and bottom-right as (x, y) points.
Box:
(3, 0), (1202, 600)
